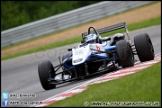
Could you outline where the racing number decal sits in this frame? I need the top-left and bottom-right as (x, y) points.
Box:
(96, 45), (100, 51)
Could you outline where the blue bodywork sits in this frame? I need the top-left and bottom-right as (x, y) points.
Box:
(63, 45), (117, 69)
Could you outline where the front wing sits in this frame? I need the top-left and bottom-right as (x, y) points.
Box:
(48, 57), (117, 85)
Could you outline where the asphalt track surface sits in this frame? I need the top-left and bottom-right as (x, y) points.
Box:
(1, 25), (161, 107)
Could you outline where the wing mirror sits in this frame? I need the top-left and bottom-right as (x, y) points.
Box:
(68, 48), (72, 51)
(81, 40), (85, 43)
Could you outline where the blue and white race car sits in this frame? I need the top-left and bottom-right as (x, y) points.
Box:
(38, 22), (154, 90)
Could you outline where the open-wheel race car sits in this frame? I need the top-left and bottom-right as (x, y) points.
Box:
(38, 22), (154, 90)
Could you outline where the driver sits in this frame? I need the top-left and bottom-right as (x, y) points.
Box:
(84, 33), (100, 44)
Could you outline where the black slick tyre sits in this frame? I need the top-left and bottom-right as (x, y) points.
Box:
(116, 40), (134, 68)
(38, 60), (56, 90)
(134, 33), (154, 62)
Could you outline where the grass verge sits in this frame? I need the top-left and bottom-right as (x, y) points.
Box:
(48, 62), (161, 107)
(1, 16), (161, 61)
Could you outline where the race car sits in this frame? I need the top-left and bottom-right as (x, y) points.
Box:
(38, 22), (154, 90)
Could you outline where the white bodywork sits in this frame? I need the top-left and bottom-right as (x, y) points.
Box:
(72, 40), (112, 65)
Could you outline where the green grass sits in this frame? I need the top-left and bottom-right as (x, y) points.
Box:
(1, 16), (161, 61)
(1, 23), (81, 51)
(47, 62), (161, 107)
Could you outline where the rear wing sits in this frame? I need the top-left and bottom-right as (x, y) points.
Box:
(82, 22), (131, 43)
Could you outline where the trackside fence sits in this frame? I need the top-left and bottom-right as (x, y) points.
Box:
(1, 1), (155, 48)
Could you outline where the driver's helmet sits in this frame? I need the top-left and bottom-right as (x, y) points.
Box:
(85, 33), (98, 44)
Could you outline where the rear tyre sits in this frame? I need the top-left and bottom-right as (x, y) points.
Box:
(38, 60), (56, 90)
(134, 33), (154, 62)
(116, 40), (134, 68)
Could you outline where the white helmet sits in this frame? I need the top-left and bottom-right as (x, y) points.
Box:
(85, 34), (98, 43)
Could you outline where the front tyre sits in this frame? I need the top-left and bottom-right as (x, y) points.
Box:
(116, 40), (134, 68)
(134, 33), (154, 62)
(38, 60), (56, 90)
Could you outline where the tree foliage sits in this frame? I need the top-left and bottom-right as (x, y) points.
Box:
(1, 1), (101, 31)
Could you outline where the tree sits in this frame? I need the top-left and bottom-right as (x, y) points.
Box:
(1, 1), (101, 31)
